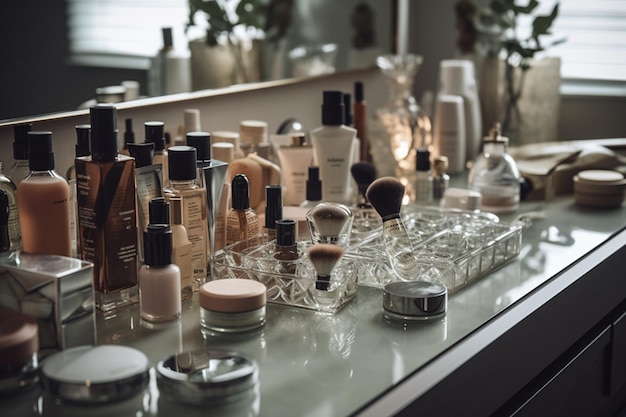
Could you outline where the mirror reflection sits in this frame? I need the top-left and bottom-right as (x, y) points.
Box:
(1, 0), (393, 122)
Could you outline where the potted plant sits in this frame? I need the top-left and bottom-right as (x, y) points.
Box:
(187, 0), (266, 88)
(455, 0), (565, 144)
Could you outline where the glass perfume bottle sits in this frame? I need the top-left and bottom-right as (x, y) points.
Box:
(468, 124), (521, 214)
(412, 148), (433, 205)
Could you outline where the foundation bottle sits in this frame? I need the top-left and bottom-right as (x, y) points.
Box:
(0, 162), (20, 250)
(17, 131), (71, 257)
(139, 224), (182, 323)
(226, 174), (259, 245)
(67, 124), (91, 258)
(239, 119), (271, 159)
(163, 145), (209, 290)
(145, 121), (169, 185)
(10, 123), (32, 183)
(169, 196), (193, 301)
(76, 104), (138, 313)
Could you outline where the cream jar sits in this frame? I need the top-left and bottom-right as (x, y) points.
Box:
(199, 279), (267, 334)
(0, 307), (39, 393)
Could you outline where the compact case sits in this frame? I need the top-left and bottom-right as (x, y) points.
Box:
(383, 281), (448, 322)
(573, 169), (626, 208)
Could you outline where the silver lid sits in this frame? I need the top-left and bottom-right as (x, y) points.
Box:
(383, 281), (447, 320)
(156, 349), (258, 405)
(40, 345), (150, 403)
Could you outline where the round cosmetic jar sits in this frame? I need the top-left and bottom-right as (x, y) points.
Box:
(0, 308), (39, 394)
(573, 170), (626, 209)
(156, 349), (258, 406)
(199, 279), (267, 334)
(383, 281), (448, 322)
(40, 345), (150, 404)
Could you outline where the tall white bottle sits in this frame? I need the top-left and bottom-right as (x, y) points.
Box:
(311, 91), (357, 205)
(438, 60), (482, 164)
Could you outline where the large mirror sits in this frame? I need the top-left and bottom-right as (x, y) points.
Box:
(1, 0), (395, 122)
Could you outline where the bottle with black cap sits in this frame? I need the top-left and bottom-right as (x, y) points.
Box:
(139, 224), (182, 323)
(75, 104), (138, 313)
(413, 148), (433, 204)
(0, 162), (20, 251)
(226, 173), (259, 245)
(0, 190), (11, 252)
(310, 90), (357, 205)
(17, 131), (71, 257)
(10, 123), (32, 183)
(274, 218), (299, 274)
(299, 166), (322, 209)
(67, 124), (91, 257)
(263, 184), (282, 242)
(144, 121), (169, 186)
(163, 145), (208, 290)
(186, 131), (228, 263)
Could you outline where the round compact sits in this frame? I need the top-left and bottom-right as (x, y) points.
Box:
(0, 308), (39, 393)
(199, 279), (267, 333)
(383, 281), (448, 322)
(574, 170), (626, 209)
(156, 349), (258, 405)
(40, 345), (150, 403)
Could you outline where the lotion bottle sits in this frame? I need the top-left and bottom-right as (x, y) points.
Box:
(76, 104), (138, 313)
(275, 133), (313, 206)
(226, 174), (259, 245)
(311, 90), (357, 205)
(17, 131), (71, 257)
(139, 224), (182, 323)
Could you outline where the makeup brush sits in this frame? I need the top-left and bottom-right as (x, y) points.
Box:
(305, 202), (353, 246)
(307, 243), (344, 291)
(350, 162), (377, 206)
(365, 177), (417, 281)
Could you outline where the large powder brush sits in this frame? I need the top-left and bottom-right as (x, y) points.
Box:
(307, 243), (345, 291)
(306, 203), (353, 245)
(350, 162), (377, 204)
(365, 177), (405, 221)
(364, 176), (417, 281)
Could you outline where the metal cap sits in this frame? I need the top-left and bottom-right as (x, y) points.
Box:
(383, 281), (447, 320)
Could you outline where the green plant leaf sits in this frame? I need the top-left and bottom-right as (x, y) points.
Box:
(532, 4), (559, 37)
(513, 0), (539, 15)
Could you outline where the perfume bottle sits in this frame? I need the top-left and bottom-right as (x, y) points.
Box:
(17, 131), (71, 257)
(274, 218), (299, 275)
(0, 162), (20, 250)
(413, 148), (433, 205)
(226, 174), (259, 245)
(76, 104), (138, 313)
(468, 124), (521, 213)
(163, 145), (209, 289)
(139, 224), (182, 323)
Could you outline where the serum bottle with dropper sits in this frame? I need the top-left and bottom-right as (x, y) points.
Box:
(226, 174), (259, 245)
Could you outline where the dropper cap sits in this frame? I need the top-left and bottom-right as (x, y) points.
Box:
(265, 185), (283, 229)
(231, 174), (251, 210)
(167, 146), (197, 181)
(276, 219), (296, 247)
(13, 123), (32, 160)
(90, 104), (119, 162)
(75, 124), (91, 157)
(143, 224), (173, 267)
(145, 121), (166, 151)
(149, 197), (170, 225)
(321, 91), (345, 126)
(186, 132), (212, 161)
(305, 166), (322, 201)
(127, 143), (155, 168)
(27, 131), (55, 171)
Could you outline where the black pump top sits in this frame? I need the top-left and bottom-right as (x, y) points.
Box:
(321, 90), (345, 126)
(90, 104), (119, 162)
(124, 118), (135, 146)
(143, 224), (173, 267)
(231, 174), (251, 210)
(149, 197), (170, 225)
(13, 123), (32, 160)
(27, 131), (55, 171)
(276, 219), (296, 247)
(168, 146), (197, 181)
(343, 93), (353, 126)
(416, 148), (431, 172)
(186, 132), (212, 161)
(75, 124), (91, 158)
(127, 143), (155, 168)
(306, 166), (322, 201)
(265, 185), (283, 229)
(145, 121), (166, 151)
(354, 81), (364, 102)
(162, 27), (173, 49)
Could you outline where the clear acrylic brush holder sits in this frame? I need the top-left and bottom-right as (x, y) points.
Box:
(212, 237), (358, 314)
(348, 206), (523, 293)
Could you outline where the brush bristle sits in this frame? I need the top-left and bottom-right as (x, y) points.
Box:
(365, 176), (404, 218)
(307, 244), (344, 276)
(307, 204), (351, 237)
(350, 162), (377, 196)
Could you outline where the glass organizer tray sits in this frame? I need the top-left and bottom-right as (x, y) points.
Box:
(349, 206), (523, 293)
(211, 237), (358, 314)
